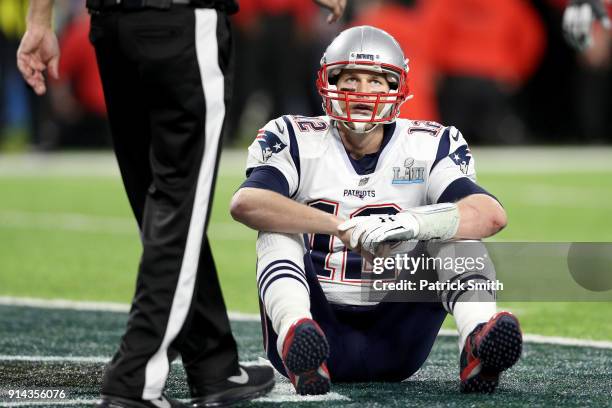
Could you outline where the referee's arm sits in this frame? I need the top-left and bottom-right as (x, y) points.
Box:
(17, 0), (60, 95)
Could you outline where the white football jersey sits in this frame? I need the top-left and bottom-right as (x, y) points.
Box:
(246, 115), (478, 306)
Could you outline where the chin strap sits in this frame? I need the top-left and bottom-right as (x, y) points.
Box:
(339, 120), (379, 134)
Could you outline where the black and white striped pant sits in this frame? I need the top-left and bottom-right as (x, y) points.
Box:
(89, 6), (238, 400)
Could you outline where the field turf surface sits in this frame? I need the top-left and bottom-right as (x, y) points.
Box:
(0, 148), (611, 406)
(1, 304), (611, 407)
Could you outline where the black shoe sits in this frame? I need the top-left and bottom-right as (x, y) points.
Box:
(95, 394), (186, 408)
(188, 364), (275, 407)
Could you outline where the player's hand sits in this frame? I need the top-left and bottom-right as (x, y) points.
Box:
(563, 0), (611, 51)
(336, 223), (353, 249)
(338, 213), (420, 256)
(313, 0), (346, 24)
(335, 220), (376, 263)
(17, 24), (60, 95)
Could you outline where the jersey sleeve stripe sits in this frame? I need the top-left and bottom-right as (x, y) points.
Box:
(241, 165), (290, 197)
(437, 177), (500, 204)
(282, 115), (301, 197)
(430, 127), (451, 174)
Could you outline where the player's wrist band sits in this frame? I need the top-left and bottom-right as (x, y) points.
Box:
(402, 203), (459, 241)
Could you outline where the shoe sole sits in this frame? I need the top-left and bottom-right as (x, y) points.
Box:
(95, 395), (185, 408)
(284, 323), (330, 395)
(190, 378), (275, 408)
(461, 314), (522, 393)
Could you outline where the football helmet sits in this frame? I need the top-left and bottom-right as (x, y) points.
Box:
(317, 26), (411, 133)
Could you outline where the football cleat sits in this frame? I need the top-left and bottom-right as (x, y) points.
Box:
(281, 318), (331, 395)
(459, 311), (522, 393)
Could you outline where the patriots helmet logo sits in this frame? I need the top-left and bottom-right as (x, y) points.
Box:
(256, 130), (287, 162)
(448, 145), (472, 174)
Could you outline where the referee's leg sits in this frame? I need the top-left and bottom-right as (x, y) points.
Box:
(90, 7), (243, 400)
(172, 10), (245, 392)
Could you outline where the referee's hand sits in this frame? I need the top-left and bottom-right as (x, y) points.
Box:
(313, 0), (347, 24)
(17, 24), (60, 96)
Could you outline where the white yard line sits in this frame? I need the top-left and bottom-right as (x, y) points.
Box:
(0, 152), (120, 177)
(472, 146), (612, 173)
(0, 296), (260, 321)
(0, 296), (130, 313)
(0, 355), (110, 363)
(0, 356), (262, 364)
(0, 148), (611, 178)
(3, 400), (96, 407)
(3, 389), (350, 407)
(1, 296), (611, 349)
(0, 210), (137, 235)
(0, 359), (350, 405)
(2, 386), (349, 407)
(510, 185), (612, 210)
(515, 197), (611, 210)
(438, 329), (612, 349)
(252, 382), (350, 402)
(0, 210), (254, 240)
(519, 333), (612, 349)
(3, 392), (351, 407)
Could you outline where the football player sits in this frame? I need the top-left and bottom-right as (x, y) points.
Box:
(230, 26), (522, 395)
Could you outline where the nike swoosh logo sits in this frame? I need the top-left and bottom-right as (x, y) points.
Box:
(150, 396), (171, 408)
(275, 120), (285, 134)
(227, 367), (249, 385)
(451, 129), (460, 141)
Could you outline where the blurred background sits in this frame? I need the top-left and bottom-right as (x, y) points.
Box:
(1, 0), (612, 150)
(1, 0), (612, 340)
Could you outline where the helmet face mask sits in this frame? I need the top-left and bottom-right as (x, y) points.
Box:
(317, 62), (408, 124)
(316, 27), (411, 133)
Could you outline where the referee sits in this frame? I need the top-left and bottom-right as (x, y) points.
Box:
(17, 1), (345, 407)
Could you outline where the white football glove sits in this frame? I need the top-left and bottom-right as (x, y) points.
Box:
(338, 203), (460, 255)
(338, 213), (420, 254)
(563, 0), (611, 51)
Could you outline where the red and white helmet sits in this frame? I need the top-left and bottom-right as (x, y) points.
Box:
(316, 26), (411, 132)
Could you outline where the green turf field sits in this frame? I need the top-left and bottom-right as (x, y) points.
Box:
(1, 305), (611, 407)
(1, 148), (612, 407)
(1, 148), (611, 340)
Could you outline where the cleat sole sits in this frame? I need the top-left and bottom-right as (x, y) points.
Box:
(460, 313), (523, 394)
(284, 324), (329, 375)
(478, 314), (523, 373)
